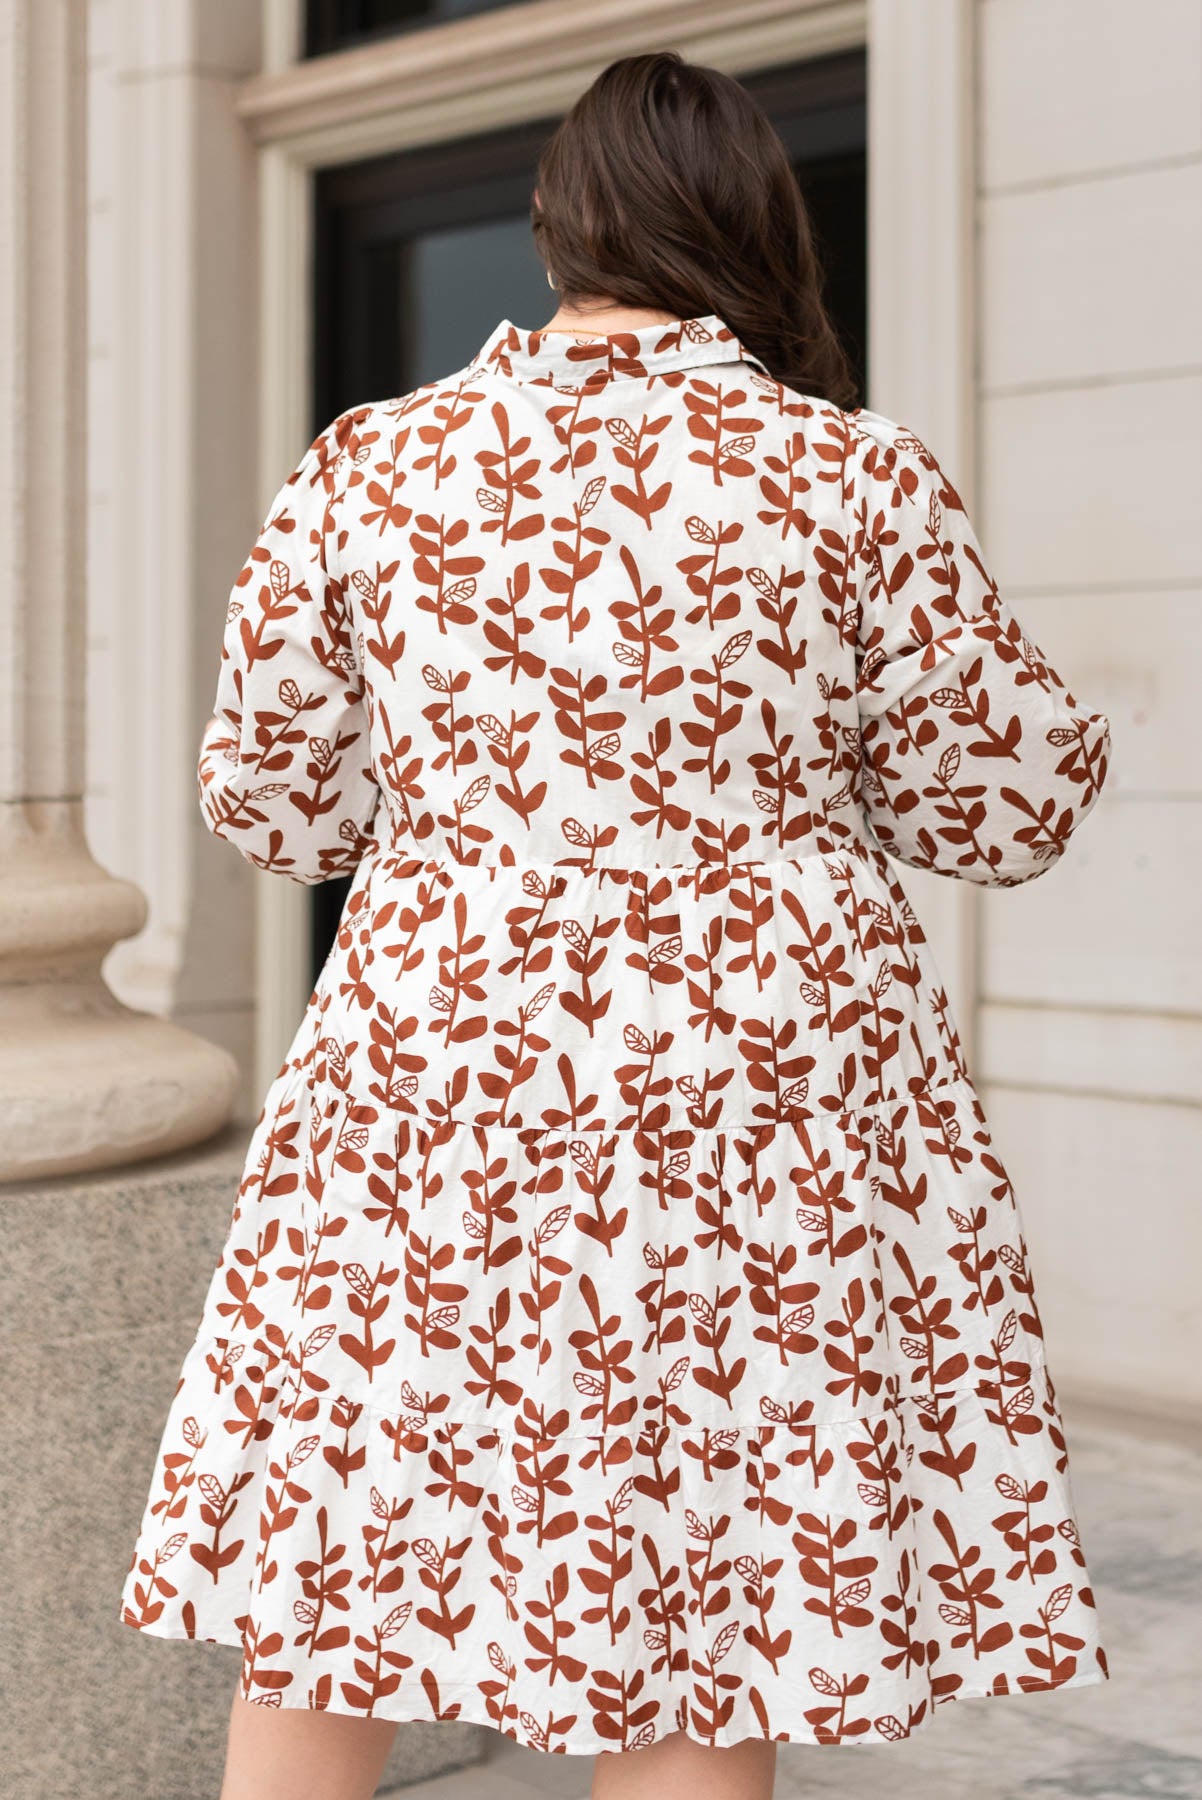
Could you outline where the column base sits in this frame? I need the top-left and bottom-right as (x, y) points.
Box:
(0, 979), (240, 1181)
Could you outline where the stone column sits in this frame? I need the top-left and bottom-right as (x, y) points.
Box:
(0, 0), (237, 1181)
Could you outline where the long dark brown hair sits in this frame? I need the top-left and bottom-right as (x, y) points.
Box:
(530, 51), (858, 409)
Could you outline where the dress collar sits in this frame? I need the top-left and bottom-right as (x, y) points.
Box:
(472, 313), (771, 388)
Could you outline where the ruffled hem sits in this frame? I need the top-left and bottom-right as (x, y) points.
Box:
(120, 1610), (1109, 1754)
(119, 1371), (1108, 1753)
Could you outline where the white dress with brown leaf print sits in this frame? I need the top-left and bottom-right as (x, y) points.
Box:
(119, 313), (1112, 1753)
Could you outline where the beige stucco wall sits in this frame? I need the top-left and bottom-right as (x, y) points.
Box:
(971, 0), (1202, 1423)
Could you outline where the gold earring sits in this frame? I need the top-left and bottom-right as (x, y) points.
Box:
(546, 268), (558, 290)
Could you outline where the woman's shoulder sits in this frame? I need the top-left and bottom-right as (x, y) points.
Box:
(842, 403), (920, 460)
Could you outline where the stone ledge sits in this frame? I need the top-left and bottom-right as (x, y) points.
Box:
(1, 1133), (489, 1798)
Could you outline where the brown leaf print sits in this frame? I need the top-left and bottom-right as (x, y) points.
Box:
(121, 312), (1111, 1755)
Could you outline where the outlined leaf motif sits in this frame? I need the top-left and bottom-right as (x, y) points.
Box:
(198, 1474), (226, 1508)
(938, 742), (961, 782)
(1045, 1583), (1074, 1622)
(381, 1603), (412, 1638)
(580, 475), (606, 514)
(613, 1476), (637, 1514)
(688, 1294), (717, 1331)
(605, 419), (639, 450)
(835, 1578), (871, 1608)
(718, 629), (753, 667)
(939, 1603), (972, 1626)
(536, 1203), (571, 1242)
(809, 1667), (842, 1697)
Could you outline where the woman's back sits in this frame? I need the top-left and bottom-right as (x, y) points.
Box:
(196, 311), (1108, 1132)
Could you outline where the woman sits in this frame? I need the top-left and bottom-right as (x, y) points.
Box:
(120, 49), (1111, 1800)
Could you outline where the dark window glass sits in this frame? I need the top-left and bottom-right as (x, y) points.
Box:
(308, 51), (866, 978)
(305, 0), (516, 57)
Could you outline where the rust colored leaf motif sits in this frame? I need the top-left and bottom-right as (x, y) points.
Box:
(120, 313), (1112, 1754)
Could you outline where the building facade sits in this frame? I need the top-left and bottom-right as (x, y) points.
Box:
(2, 2), (1197, 1791)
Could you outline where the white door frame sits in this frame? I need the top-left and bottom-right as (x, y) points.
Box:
(243, 0), (976, 1092)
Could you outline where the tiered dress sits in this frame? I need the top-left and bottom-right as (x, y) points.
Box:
(119, 312), (1112, 1753)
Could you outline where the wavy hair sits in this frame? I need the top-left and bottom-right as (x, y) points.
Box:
(530, 50), (858, 409)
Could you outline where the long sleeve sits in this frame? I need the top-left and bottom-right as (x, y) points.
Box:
(850, 410), (1111, 886)
(197, 406), (382, 884)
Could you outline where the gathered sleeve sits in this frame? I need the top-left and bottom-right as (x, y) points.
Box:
(197, 406), (382, 884)
(850, 411), (1112, 886)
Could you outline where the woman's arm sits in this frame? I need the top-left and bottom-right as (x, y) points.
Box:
(197, 406), (382, 885)
(851, 411), (1111, 886)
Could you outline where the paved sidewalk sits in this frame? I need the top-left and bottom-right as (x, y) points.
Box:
(384, 1422), (1201, 1799)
